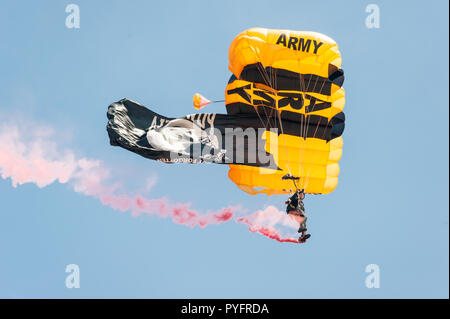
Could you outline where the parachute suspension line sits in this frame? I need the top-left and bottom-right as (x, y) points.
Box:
(253, 61), (278, 130)
(246, 46), (294, 184)
(302, 73), (329, 191)
(292, 176), (299, 192)
(297, 58), (327, 191)
(294, 179), (299, 192)
(297, 58), (308, 190)
(259, 64), (294, 183)
(248, 45), (316, 192)
(273, 75), (295, 179)
(264, 63), (295, 182)
(236, 72), (272, 132)
(265, 59), (294, 179)
(252, 55), (294, 180)
(247, 45), (280, 131)
(242, 49), (275, 131)
(296, 56), (323, 190)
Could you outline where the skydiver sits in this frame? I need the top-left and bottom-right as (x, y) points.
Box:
(285, 189), (311, 243)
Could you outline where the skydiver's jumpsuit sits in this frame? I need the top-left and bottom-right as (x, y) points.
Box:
(286, 191), (307, 234)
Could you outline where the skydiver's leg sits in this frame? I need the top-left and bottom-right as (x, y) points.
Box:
(298, 216), (307, 233)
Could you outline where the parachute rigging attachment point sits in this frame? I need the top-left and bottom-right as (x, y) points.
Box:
(281, 174), (300, 181)
(282, 174), (303, 193)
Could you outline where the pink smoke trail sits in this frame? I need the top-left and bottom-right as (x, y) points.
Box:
(0, 122), (300, 243)
(236, 206), (300, 243)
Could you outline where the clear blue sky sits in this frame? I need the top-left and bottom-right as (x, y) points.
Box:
(0, 0), (448, 298)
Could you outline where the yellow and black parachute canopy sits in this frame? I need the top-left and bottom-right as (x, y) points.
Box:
(225, 28), (346, 196)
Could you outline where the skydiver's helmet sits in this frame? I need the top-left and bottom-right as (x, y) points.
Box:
(299, 191), (305, 201)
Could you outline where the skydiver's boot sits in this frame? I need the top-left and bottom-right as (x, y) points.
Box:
(298, 233), (311, 243)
